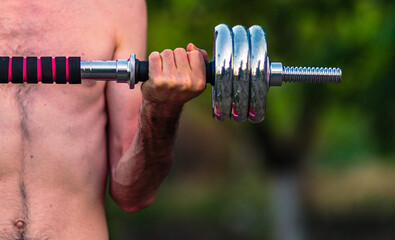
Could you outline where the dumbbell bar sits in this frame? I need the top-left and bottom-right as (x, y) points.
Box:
(0, 24), (342, 123)
(0, 55), (211, 85)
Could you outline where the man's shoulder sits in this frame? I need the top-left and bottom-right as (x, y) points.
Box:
(99, 0), (146, 28)
(101, 0), (146, 12)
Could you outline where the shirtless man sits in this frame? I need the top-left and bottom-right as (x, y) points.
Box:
(0, 0), (208, 239)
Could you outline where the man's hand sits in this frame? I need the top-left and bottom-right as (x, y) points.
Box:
(141, 43), (209, 114)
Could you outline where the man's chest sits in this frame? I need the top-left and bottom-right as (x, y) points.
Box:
(0, 0), (113, 148)
(0, 0), (115, 60)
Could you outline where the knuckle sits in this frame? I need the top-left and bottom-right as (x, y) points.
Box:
(150, 73), (166, 83)
(161, 49), (173, 56)
(167, 79), (178, 89)
(174, 48), (186, 54)
(149, 51), (161, 61)
(152, 78), (164, 88)
(183, 78), (193, 90)
(156, 76), (177, 89)
(189, 50), (202, 57)
(195, 80), (206, 91)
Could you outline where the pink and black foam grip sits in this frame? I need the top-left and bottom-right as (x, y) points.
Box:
(0, 57), (9, 83)
(0, 57), (81, 84)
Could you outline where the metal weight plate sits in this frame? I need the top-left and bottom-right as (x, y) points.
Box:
(212, 24), (234, 121)
(248, 25), (269, 123)
(231, 25), (251, 122)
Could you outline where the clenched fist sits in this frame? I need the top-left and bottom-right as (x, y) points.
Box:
(141, 43), (209, 113)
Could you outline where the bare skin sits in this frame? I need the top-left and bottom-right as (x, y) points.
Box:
(0, 0), (207, 239)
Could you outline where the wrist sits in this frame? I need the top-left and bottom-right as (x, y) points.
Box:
(138, 99), (183, 144)
(141, 99), (183, 119)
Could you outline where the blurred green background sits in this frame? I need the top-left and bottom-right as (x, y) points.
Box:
(105, 0), (395, 239)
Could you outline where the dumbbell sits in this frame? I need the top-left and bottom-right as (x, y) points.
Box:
(0, 24), (341, 123)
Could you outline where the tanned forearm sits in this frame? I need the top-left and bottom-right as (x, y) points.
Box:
(110, 100), (182, 212)
(110, 44), (208, 213)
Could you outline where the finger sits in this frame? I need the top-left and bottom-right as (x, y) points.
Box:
(199, 49), (209, 62)
(187, 50), (205, 75)
(174, 48), (190, 71)
(148, 51), (162, 78)
(160, 49), (176, 74)
(187, 43), (209, 62)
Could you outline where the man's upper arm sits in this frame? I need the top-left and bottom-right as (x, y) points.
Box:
(106, 0), (147, 165)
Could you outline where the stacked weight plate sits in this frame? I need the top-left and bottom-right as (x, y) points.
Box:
(212, 24), (269, 123)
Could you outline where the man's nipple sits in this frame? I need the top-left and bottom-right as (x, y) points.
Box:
(15, 220), (26, 232)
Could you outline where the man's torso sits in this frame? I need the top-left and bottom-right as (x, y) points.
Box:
(0, 1), (117, 239)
